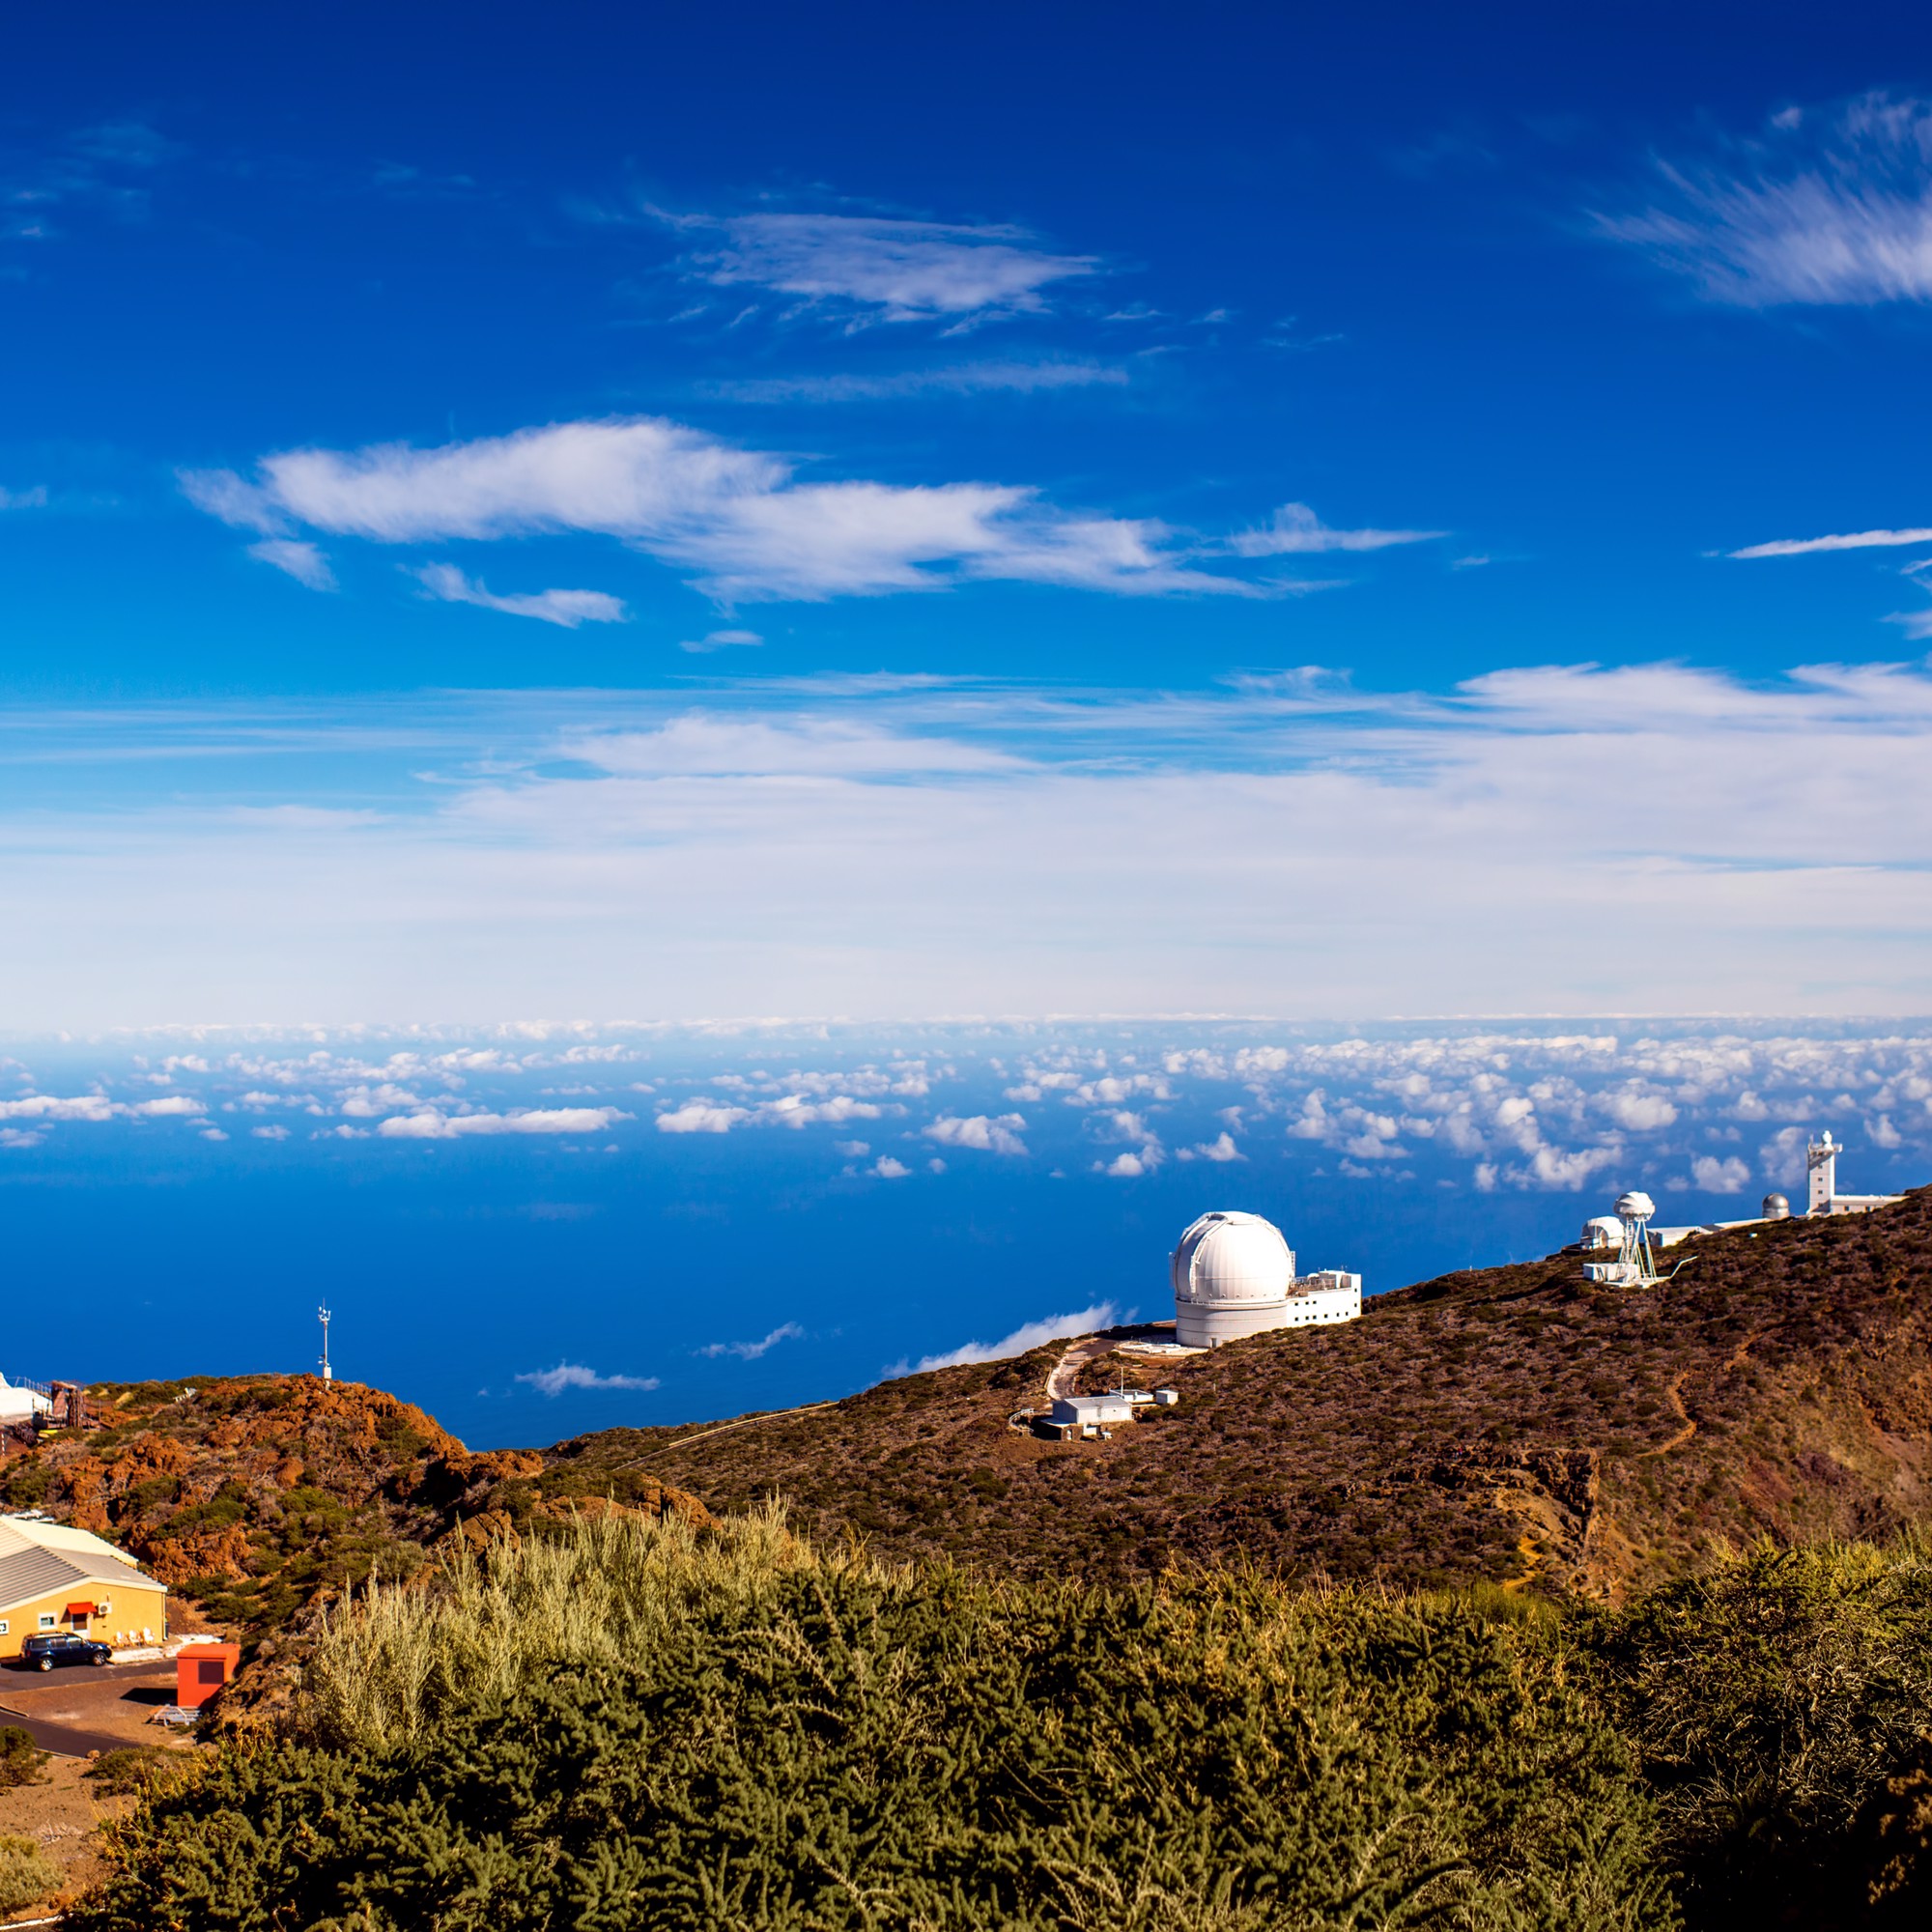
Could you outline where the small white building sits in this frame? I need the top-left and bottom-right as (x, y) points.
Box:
(0, 1378), (51, 1424)
(1049, 1392), (1143, 1430)
(1171, 1210), (1361, 1346)
(1042, 1387), (1179, 1439)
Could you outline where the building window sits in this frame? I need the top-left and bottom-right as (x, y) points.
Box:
(37, 1614), (55, 1630)
(0, 1622), (9, 1635)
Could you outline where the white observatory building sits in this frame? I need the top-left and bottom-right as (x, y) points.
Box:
(1805, 1131), (1903, 1217)
(1171, 1209), (1361, 1347)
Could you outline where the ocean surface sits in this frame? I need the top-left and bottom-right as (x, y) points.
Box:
(1, 1019), (1924, 1449)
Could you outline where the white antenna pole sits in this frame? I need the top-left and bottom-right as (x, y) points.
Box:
(318, 1306), (333, 1382)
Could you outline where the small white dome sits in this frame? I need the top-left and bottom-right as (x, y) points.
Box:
(1615, 1190), (1656, 1221)
(1171, 1210), (1294, 1305)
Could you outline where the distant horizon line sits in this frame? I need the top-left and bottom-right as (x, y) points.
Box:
(7, 1010), (1932, 1045)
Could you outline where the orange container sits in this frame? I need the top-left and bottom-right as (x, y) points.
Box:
(175, 1642), (241, 1709)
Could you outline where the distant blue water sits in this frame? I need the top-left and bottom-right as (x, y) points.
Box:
(1, 1022), (1923, 1448)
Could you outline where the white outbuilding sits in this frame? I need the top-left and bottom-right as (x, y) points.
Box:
(1171, 1209), (1361, 1347)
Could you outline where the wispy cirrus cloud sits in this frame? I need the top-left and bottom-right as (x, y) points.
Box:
(671, 213), (1100, 323)
(696, 1321), (804, 1360)
(700, 358), (1128, 404)
(1227, 501), (1446, 556)
(679, 628), (762, 653)
(1597, 93), (1932, 306)
(248, 539), (337, 590)
(182, 415), (1267, 603)
(1729, 526), (1932, 558)
(2, 120), (176, 244)
(411, 562), (627, 628)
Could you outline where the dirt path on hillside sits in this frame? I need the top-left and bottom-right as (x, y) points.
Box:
(1047, 1335), (1114, 1401)
(662, 1401), (839, 1452)
(1642, 1372), (1697, 1459)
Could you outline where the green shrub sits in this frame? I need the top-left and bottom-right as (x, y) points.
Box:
(0, 1833), (58, 1913)
(86, 1747), (176, 1798)
(1582, 1530), (1932, 1927)
(0, 1726), (43, 1790)
(73, 1510), (1674, 1932)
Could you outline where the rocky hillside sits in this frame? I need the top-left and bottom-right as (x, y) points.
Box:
(548, 1184), (1932, 1598)
(3, 1187), (1927, 1623)
(0, 1375), (705, 1633)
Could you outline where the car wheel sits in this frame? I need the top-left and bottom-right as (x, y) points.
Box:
(90, 1653), (106, 1665)
(37, 1658), (51, 1671)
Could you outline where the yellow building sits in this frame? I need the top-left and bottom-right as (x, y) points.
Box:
(0, 1513), (168, 1659)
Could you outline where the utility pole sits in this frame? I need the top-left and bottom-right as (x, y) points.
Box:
(319, 1306), (333, 1382)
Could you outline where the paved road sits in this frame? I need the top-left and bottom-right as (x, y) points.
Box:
(0, 1658), (179, 1758)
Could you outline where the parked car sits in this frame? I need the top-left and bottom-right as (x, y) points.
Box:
(19, 1632), (111, 1671)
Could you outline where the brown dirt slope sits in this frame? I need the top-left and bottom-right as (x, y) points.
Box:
(0, 1375), (706, 1634)
(543, 1186), (1932, 1597)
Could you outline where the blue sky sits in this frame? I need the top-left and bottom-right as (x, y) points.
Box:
(5, 2), (1932, 1023)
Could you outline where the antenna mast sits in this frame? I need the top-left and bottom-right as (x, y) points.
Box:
(318, 1306), (333, 1382)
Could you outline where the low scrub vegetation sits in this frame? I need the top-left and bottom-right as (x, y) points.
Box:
(0, 1833), (59, 1914)
(78, 1509), (1671, 1931)
(71, 1514), (1932, 1930)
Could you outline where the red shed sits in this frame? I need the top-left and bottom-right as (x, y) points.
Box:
(175, 1641), (240, 1709)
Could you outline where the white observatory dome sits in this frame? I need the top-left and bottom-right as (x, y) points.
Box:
(1171, 1210), (1295, 1305)
(1614, 1191), (1657, 1221)
(1167, 1206), (1291, 1345)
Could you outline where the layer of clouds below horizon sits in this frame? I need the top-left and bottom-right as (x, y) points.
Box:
(0, 659), (1929, 1024)
(2, 1020), (1924, 1202)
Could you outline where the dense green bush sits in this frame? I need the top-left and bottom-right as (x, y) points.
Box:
(74, 1514), (1932, 1931)
(0, 1725), (43, 1791)
(75, 1511), (1673, 1932)
(1582, 1531), (1932, 1928)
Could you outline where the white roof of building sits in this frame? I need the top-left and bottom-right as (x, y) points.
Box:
(1171, 1210), (1294, 1306)
(0, 1514), (145, 1572)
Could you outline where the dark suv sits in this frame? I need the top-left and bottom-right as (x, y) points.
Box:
(19, 1633), (111, 1671)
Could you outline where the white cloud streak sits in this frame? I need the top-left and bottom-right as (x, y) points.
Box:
(896, 1301), (1122, 1375)
(1730, 526), (1932, 558)
(181, 416), (1264, 603)
(702, 359), (1127, 404)
(1599, 93), (1932, 306)
(516, 1362), (661, 1396)
(412, 563), (627, 628)
(5, 660), (1932, 1022)
(247, 539), (337, 589)
(679, 213), (1099, 322)
(696, 1321), (805, 1360)
(377, 1107), (626, 1138)
(1227, 502), (1446, 556)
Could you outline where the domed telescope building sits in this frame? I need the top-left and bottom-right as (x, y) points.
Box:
(1171, 1209), (1362, 1347)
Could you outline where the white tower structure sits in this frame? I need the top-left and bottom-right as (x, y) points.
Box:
(318, 1306), (333, 1382)
(1171, 1210), (1361, 1347)
(1804, 1130), (1903, 1217)
(1806, 1132), (1838, 1216)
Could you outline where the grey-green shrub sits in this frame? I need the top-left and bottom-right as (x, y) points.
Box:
(74, 1509), (1674, 1932)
